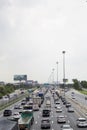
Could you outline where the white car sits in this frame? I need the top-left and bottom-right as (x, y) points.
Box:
(13, 112), (21, 119)
(77, 118), (87, 128)
(14, 104), (22, 109)
(55, 104), (61, 109)
(7, 112), (21, 121)
(61, 124), (73, 130)
(56, 106), (62, 113)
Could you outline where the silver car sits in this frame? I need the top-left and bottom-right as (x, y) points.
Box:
(57, 115), (66, 123)
(61, 124), (73, 130)
(77, 118), (87, 128)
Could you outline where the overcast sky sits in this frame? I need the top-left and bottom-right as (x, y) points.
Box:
(0, 0), (87, 83)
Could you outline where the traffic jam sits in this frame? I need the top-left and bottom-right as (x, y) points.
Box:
(0, 87), (87, 130)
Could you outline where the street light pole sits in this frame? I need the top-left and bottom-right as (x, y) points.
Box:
(56, 61), (58, 87)
(62, 51), (66, 95)
(52, 68), (55, 85)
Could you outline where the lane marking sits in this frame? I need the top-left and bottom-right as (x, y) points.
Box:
(52, 121), (54, 124)
(35, 121), (37, 124)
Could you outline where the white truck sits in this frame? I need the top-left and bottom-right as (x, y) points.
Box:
(32, 96), (41, 107)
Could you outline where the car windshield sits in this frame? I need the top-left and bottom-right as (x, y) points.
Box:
(5, 110), (10, 112)
(43, 110), (49, 113)
(60, 116), (65, 118)
(79, 119), (86, 122)
(42, 120), (49, 123)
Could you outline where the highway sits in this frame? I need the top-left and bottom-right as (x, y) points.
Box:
(30, 90), (87, 130)
(66, 88), (87, 106)
(0, 87), (87, 130)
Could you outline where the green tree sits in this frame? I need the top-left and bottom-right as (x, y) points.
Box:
(72, 79), (82, 90)
(81, 81), (87, 89)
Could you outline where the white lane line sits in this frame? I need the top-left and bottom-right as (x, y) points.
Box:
(67, 120), (70, 124)
(35, 121), (38, 124)
(52, 121), (54, 124)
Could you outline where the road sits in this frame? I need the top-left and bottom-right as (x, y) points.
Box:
(30, 90), (87, 130)
(0, 87), (87, 130)
(66, 88), (87, 115)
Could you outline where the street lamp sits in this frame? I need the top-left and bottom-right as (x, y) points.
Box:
(56, 61), (58, 87)
(52, 68), (55, 85)
(62, 51), (66, 95)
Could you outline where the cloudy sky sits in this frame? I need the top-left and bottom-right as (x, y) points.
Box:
(0, 0), (87, 83)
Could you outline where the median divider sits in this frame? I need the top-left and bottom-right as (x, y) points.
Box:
(0, 93), (28, 111)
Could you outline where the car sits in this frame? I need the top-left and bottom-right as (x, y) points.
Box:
(77, 118), (87, 127)
(67, 107), (74, 112)
(55, 104), (61, 108)
(56, 106), (62, 113)
(3, 109), (12, 116)
(55, 101), (60, 104)
(61, 124), (73, 130)
(72, 96), (75, 99)
(61, 97), (66, 102)
(41, 118), (51, 129)
(66, 102), (71, 108)
(57, 115), (66, 123)
(14, 104), (22, 109)
(71, 92), (75, 96)
(12, 112), (21, 120)
(63, 100), (67, 105)
(8, 112), (21, 121)
(21, 101), (26, 105)
(42, 109), (50, 117)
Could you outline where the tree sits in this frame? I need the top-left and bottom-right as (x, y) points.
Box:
(81, 81), (87, 89)
(72, 79), (82, 90)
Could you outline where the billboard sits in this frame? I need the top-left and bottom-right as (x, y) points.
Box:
(14, 75), (27, 81)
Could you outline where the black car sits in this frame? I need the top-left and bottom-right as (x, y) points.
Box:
(3, 109), (12, 116)
(41, 119), (51, 129)
(42, 109), (50, 117)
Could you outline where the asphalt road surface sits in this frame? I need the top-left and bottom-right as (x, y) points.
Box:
(30, 90), (87, 130)
(0, 88), (87, 130)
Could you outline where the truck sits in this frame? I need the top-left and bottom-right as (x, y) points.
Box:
(46, 100), (51, 108)
(33, 96), (42, 107)
(38, 91), (44, 104)
(18, 110), (34, 130)
(33, 103), (39, 111)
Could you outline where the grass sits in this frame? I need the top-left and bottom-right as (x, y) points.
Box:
(78, 90), (87, 95)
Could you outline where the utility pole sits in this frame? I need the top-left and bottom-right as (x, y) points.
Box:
(56, 61), (58, 87)
(62, 51), (66, 96)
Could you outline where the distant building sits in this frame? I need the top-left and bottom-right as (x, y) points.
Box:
(0, 81), (5, 85)
(25, 80), (39, 86)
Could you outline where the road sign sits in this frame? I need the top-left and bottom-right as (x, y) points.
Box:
(63, 79), (68, 83)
